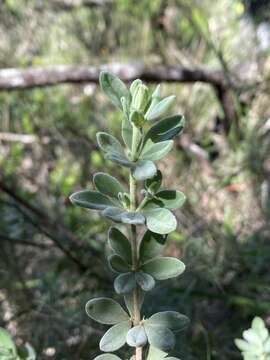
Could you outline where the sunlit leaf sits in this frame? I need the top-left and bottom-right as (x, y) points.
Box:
(140, 140), (173, 161)
(143, 207), (177, 234)
(132, 160), (157, 181)
(146, 95), (176, 121)
(154, 190), (186, 210)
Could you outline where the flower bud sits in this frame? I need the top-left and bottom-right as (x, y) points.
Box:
(131, 84), (150, 113)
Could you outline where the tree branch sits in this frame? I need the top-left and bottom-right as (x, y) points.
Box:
(0, 63), (225, 90)
(0, 63), (239, 132)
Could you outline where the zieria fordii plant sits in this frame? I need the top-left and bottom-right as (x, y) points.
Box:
(70, 72), (189, 360)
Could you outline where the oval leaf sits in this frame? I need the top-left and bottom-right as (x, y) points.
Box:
(147, 311), (190, 332)
(141, 257), (185, 280)
(144, 324), (175, 353)
(70, 190), (116, 210)
(126, 325), (148, 347)
(121, 212), (145, 225)
(139, 230), (167, 263)
(102, 207), (125, 222)
(94, 173), (125, 200)
(94, 354), (122, 360)
(146, 95), (176, 121)
(108, 255), (131, 273)
(132, 160), (157, 181)
(144, 115), (185, 144)
(135, 272), (155, 291)
(140, 140), (173, 161)
(155, 190), (186, 210)
(108, 227), (132, 264)
(114, 273), (136, 295)
(100, 320), (131, 352)
(100, 71), (130, 109)
(143, 208), (177, 234)
(105, 153), (132, 168)
(97, 132), (125, 156)
(85, 297), (129, 325)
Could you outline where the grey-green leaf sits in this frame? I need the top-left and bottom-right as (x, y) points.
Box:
(143, 208), (177, 234)
(108, 255), (131, 273)
(126, 325), (148, 347)
(114, 273), (136, 295)
(132, 160), (157, 181)
(94, 354), (122, 360)
(100, 71), (130, 109)
(144, 324), (175, 353)
(145, 170), (162, 194)
(146, 95), (176, 121)
(135, 272), (155, 291)
(146, 345), (168, 360)
(155, 190), (186, 210)
(140, 140), (173, 161)
(144, 115), (185, 144)
(97, 132), (125, 156)
(121, 212), (145, 225)
(102, 207), (125, 222)
(94, 173), (125, 200)
(70, 190), (116, 210)
(122, 115), (133, 150)
(105, 153), (132, 168)
(147, 311), (190, 332)
(85, 297), (129, 325)
(108, 227), (132, 264)
(99, 321), (131, 352)
(141, 257), (185, 280)
(139, 230), (167, 263)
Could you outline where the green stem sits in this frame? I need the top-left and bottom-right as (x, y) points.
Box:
(129, 126), (143, 360)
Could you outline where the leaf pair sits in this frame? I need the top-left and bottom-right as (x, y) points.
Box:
(97, 132), (157, 181)
(86, 298), (189, 354)
(139, 230), (186, 282)
(126, 311), (190, 353)
(70, 173), (144, 226)
(85, 298), (131, 353)
(108, 228), (156, 294)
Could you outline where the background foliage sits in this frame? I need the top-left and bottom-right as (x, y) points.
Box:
(0, 0), (270, 359)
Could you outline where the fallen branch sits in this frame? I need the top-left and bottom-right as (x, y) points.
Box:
(0, 63), (225, 90)
(0, 63), (239, 132)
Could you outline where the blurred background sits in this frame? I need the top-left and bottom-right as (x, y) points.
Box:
(0, 0), (270, 359)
